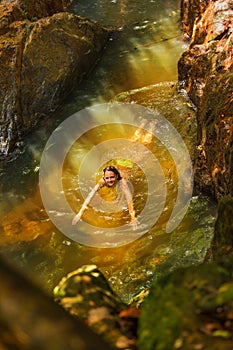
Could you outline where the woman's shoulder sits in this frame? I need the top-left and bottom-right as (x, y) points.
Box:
(118, 178), (129, 187)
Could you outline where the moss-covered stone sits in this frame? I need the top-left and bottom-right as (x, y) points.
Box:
(54, 265), (138, 349)
(138, 260), (233, 350)
(211, 197), (233, 261)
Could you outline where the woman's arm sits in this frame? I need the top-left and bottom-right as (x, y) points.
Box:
(72, 181), (103, 225)
(120, 179), (137, 223)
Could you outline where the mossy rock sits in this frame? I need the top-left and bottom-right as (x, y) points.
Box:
(138, 259), (233, 350)
(212, 197), (233, 261)
(54, 265), (138, 349)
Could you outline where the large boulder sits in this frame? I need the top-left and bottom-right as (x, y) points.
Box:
(138, 196), (233, 350)
(0, 1), (110, 158)
(138, 258), (233, 350)
(178, 0), (233, 199)
(0, 0), (72, 35)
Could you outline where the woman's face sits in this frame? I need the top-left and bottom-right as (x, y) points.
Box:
(103, 170), (118, 187)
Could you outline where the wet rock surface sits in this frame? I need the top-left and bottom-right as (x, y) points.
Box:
(0, 0), (110, 158)
(180, 0), (211, 40)
(178, 0), (233, 199)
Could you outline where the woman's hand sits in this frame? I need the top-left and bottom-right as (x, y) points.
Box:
(130, 214), (139, 230)
(72, 212), (82, 225)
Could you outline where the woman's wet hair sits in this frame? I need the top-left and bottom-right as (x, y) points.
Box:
(103, 166), (122, 180)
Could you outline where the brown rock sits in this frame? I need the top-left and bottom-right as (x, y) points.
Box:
(0, 1), (110, 157)
(178, 0), (233, 199)
(17, 0), (64, 18)
(0, 0), (71, 35)
(0, 21), (28, 155)
(54, 265), (138, 350)
(0, 3), (24, 35)
(20, 12), (110, 125)
(180, 0), (211, 41)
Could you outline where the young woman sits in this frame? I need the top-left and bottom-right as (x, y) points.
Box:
(72, 165), (137, 225)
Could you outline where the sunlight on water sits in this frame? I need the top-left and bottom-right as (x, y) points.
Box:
(38, 101), (193, 248)
(66, 0), (184, 106)
(63, 124), (165, 226)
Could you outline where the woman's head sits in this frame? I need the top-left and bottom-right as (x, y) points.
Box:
(103, 166), (122, 187)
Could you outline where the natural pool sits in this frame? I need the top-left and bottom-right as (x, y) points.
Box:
(0, 0), (216, 302)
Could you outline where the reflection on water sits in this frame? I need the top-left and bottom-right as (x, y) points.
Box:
(0, 0), (215, 299)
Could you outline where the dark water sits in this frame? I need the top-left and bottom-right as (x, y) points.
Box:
(0, 0), (216, 301)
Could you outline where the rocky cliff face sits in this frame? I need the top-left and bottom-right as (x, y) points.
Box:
(180, 0), (211, 40)
(179, 0), (233, 200)
(0, 0), (110, 158)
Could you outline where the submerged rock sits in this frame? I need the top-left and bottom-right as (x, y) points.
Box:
(178, 0), (233, 199)
(115, 82), (197, 160)
(0, 0), (110, 158)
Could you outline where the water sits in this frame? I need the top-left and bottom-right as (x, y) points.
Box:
(62, 0), (186, 106)
(0, 0), (216, 301)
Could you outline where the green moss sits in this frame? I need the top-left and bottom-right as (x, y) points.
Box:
(138, 261), (233, 350)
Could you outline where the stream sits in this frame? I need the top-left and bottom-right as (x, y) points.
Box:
(0, 0), (216, 303)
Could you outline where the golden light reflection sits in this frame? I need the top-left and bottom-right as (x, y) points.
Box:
(88, 9), (184, 106)
(62, 120), (179, 233)
(127, 29), (183, 87)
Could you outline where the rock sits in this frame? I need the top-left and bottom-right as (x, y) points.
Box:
(137, 196), (233, 350)
(0, 2), (24, 35)
(13, 0), (71, 20)
(0, 0), (72, 36)
(20, 12), (110, 123)
(0, 1), (110, 158)
(138, 259), (233, 350)
(54, 265), (138, 350)
(211, 197), (233, 261)
(180, 0), (211, 41)
(178, 0), (233, 199)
